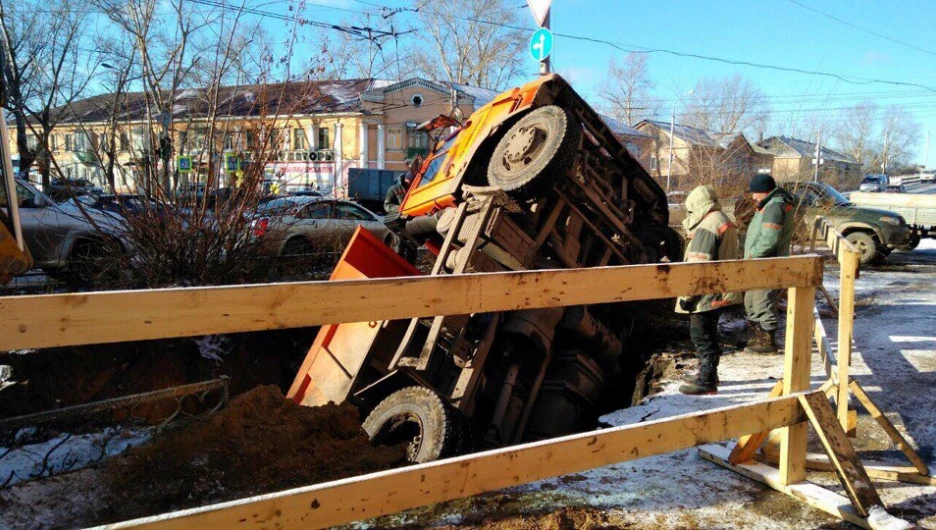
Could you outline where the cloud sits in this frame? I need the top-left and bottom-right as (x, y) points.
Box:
(862, 50), (893, 65)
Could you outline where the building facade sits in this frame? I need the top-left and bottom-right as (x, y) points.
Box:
(8, 78), (497, 197)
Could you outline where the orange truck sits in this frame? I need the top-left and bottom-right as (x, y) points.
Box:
(288, 74), (680, 462)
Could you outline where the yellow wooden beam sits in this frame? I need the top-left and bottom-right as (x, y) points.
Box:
(780, 286), (816, 485)
(105, 392), (811, 530)
(0, 256), (823, 350)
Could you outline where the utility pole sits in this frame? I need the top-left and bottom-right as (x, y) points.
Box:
(540, 9), (550, 75)
(814, 127), (821, 182)
(666, 89), (693, 193)
(882, 117), (897, 174)
(924, 130), (930, 169)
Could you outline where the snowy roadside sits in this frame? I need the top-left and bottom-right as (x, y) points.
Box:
(372, 240), (936, 529)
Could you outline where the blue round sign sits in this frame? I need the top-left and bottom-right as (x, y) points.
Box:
(530, 27), (553, 62)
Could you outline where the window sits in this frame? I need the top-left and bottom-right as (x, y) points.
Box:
(387, 128), (402, 150)
(318, 128), (330, 150)
(293, 129), (308, 150)
(26, 135), (39, 151)
(223, 133), (234, 150)
(300, 201), (332, 219)
(407, 131), (428, 150)
(119, 133), (130, 152)
(64, 134), (73, 151)
(0, 183), (36, 208)
(650, 156), (658, 170)
(336, 202), (372, 221)
(245, 130), (256, 149)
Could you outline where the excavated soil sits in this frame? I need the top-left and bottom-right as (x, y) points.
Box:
(434, 507), (636, 529)
(0, 386), (406, 529)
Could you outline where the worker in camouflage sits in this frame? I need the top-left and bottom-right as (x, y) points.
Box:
(743, 174), (796, 354)
(384, 161), (415, 214)
(676, 185), (742, 395)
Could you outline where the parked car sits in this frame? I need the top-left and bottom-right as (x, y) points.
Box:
(859, 174), (888, 193)
(781, 181), (911, 265)
(2, 179), (129, 284)
(921, 170), (935, 183)
(46, 178), (105, 202)
(75, 194), (169, 221)
(252, 196), (397, 256)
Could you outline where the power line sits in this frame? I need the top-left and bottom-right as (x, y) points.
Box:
(408, 5), (936, 95)
(785, 0), (936, 57)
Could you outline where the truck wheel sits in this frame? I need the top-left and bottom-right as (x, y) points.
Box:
(362, 386), (460, 463)
(638, 226), (684, 263)
(846, 231), (883, 265)
(487, 105), (580, 198)
(907, 232), (921, 250)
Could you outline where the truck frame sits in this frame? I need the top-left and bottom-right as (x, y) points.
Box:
(287, 74), (681, 462)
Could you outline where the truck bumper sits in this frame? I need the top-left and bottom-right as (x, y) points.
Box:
(884, 225), (912, 249)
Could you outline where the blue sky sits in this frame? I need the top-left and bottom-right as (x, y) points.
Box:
(165, 0), (936, 165)
(544, 0), (936, 164)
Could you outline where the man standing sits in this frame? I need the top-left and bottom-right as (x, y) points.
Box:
(384, 160), (415, 214)
(743, 174), (795, 354)
(677, 185), (742, 395)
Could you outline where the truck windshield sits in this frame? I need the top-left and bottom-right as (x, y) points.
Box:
(415, 134), (459, 189)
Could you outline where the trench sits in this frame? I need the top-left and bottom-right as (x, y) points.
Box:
(0, 301), (679, 529)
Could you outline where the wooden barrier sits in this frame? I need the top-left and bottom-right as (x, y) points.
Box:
(104, 393), (811, 530)
(0, 257), (821, 350)
(0, 255), (914, 529)
(729, 218), (930, 492)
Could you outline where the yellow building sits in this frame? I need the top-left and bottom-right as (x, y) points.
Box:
(9, 78), (498, 197)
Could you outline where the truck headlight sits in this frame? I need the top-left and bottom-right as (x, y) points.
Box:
(879, 216), (901, 226)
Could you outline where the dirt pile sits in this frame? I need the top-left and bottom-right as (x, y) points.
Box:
(95, 385), (404, 524)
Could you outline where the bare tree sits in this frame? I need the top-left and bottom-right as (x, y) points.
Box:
(410, 0), (525, 89)
(315, 14), (404, 80)
(597, 53), (657, 126)
(0, 0), (93, 187)
(833, 101), (877, 168)
(683, 74), (769, 135)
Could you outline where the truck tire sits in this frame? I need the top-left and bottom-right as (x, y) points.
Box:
(362, 386), (460, 463)
(846, 231), (884, 265)
(487, 105), (580, 198)
(907, 232), (921, 250)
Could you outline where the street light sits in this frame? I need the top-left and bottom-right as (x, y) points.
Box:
(667, 89), (694, 193)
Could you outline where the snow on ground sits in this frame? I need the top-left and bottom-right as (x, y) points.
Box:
(0, 427), (151, 487)
(376, 240), (936, 529)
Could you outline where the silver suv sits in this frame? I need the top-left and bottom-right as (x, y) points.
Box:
(859, 174), (888, 192)
(1, 179), (128, 284)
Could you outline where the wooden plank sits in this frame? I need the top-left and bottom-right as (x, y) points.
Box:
(701, 445), (874, 529)
(780, 286), (816, 485)
(798, 392), (882, 516)
(814, 313), (836, 382)
(850, 380), (930, 476)
(837, 248), (859, 428)
(763, 453), (936, 486)
(105, 393), (811, 530)
(728, 380), (784, 463)
(0, 256), (823, 350)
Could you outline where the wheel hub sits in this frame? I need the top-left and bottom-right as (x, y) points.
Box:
(503, 125), (544, 169)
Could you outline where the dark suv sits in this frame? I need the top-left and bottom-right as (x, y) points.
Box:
(781, 181), (911, 265)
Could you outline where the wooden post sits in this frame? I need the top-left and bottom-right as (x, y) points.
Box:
(780, 285), (816, 485)
(837, 249), (859, 430)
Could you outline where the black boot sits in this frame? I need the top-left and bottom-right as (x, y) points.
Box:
(679, 378), (717, 395)
(682, 371), (719, 385)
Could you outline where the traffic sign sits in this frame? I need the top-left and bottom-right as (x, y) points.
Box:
(526, 0), (551, 27)
(177, 155), (192, 173)
(225, 153), (239, 173)
(530, 27), (553, 63)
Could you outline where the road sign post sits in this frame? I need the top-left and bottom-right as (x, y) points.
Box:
(177, 156), (192, 173)
(527, 0), (551, 74)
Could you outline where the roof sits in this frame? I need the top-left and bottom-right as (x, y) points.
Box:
(360, 78), (500, 112)
(638, 120), (721, 147)
(599, 115), (653, 139)
(51, 78), (385, 124)
(758, 136), (858, 164)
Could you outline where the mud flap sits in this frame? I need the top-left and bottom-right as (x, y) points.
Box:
(286, 227), (423, 407)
